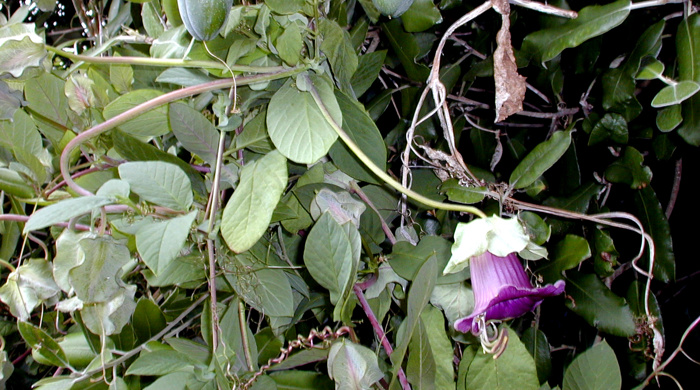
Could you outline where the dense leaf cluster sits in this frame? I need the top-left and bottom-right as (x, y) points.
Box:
(0, 0), (696, 389)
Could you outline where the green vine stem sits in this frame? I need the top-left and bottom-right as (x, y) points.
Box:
(59, 65), (310, 197)
(304, 75), (487, 219)
(46, 45), (283, 73)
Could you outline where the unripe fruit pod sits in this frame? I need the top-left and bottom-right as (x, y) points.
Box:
(372, 0), (415, 17)
(177, 0), (233, 41)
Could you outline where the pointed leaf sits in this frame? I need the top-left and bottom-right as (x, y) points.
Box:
(267, 77), (341, 164)
(651, 81), (700, 107)
(562, 340), (621, 390)
(634, 186), (675, 282)
(70, 236), (130, 303)
(328, 339), (383, 390)
(18, 322), (68, 368)
(565, 271), (636, 336)
(510, 130), (572, 190)
(126, 350), (196, 376)
(466, 326), (539, 390)
(119, 161), (193, 211)
(132, 298), (167, 344)
(537, 235), (591, 283)
(221, 150), (287, 253)
(328, 90), (387, 184)
(303, 213), (356, 305)
(523, 0), (631, 63)
(168, 102), (220, 164)
(103, 89), (169, 137)
(407, 305), (454, 389)
(391, 255), (437, 381)
(522, 328), (552, 385)
(136, 211), (197, 275)
(23, 196), (114, 233)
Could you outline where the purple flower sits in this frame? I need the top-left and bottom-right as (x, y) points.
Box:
(455, 251), (565, 335)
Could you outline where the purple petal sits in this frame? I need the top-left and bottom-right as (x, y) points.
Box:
(454, 252), (565, 335)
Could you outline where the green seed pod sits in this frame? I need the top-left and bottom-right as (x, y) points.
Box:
(372, 0), (415, 17)
(177, 0), (233, 41)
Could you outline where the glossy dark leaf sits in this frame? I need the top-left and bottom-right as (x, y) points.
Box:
(565, 271), (636, 337)
(633, 186), (675, 282)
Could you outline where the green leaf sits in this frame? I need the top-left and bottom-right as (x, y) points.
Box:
(110, 62), (134, 94)
(18, 322), (69, 368)
(119, 161), (193, 211)
(588, 113), (628, 146)
(406, 305), (454, 390)
(24, 72), (70, 128)
(636, 59), (665, 80)
(126, 350), (196, 376)
(562, 340), (621, 390)
(429, 282), (474, 326)
(509, 130), (572, 190)
(221, 150), (287, 253)
(23, 196), (114, 233)
(112, 130), (206, 195)
(677, 13), (700, 82)
(439, 179), (487, 204)
(235, 108), (274, 153)
(656, 104), (683, 132)
(270, 370), (334, 389)
(351, 50), (387, 97)
(651, 80), (700, 107)
(267, 76), (341, 164)
(391, 255), (437, 382)
(565, 271), (636, 336)
(522, 328), (552, 385)
(70, 236), (131, 303)
(604, 146), (652, 189)
(522, 0), (631, 63)
(81, 284), (137, 336)
(0, 259), (60, 321)
(303, 213), (358, 305)
(53, 230), (90, 293)
(265, 0), (307, 15)
(168, 102), (220, 164)
(634, 186), (675, 282)
(136, 211), (197, 275)
(132, 298), (167, 344)
(677, 14), (700, 145)
(466, 326), (539, 390)
(0, 23), (47, 77)
(536, 235), (591, 283)
(142, 372), (192, 390)
(0, 167), (35, 198)
(0, 108), (44, 156)
(320, 19), (358, 95)
(402, 0), (442, 33)
(328, 90), (387, 184)
(276, 22), (303, 66)
(65, 72), (97, 114)
(103, 89), (170, 137)
(390, 235), (469, 284)
(381, 19), (430, 81)
(328, 339), (384, 390)
(0, 80), (23, 120)
(143, 254), (206, 287)
(218, 301), (259, 373)
(224, 244), (295, 318)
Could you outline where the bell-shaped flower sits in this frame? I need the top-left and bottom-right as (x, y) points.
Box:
(454, 251), (565, 335)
